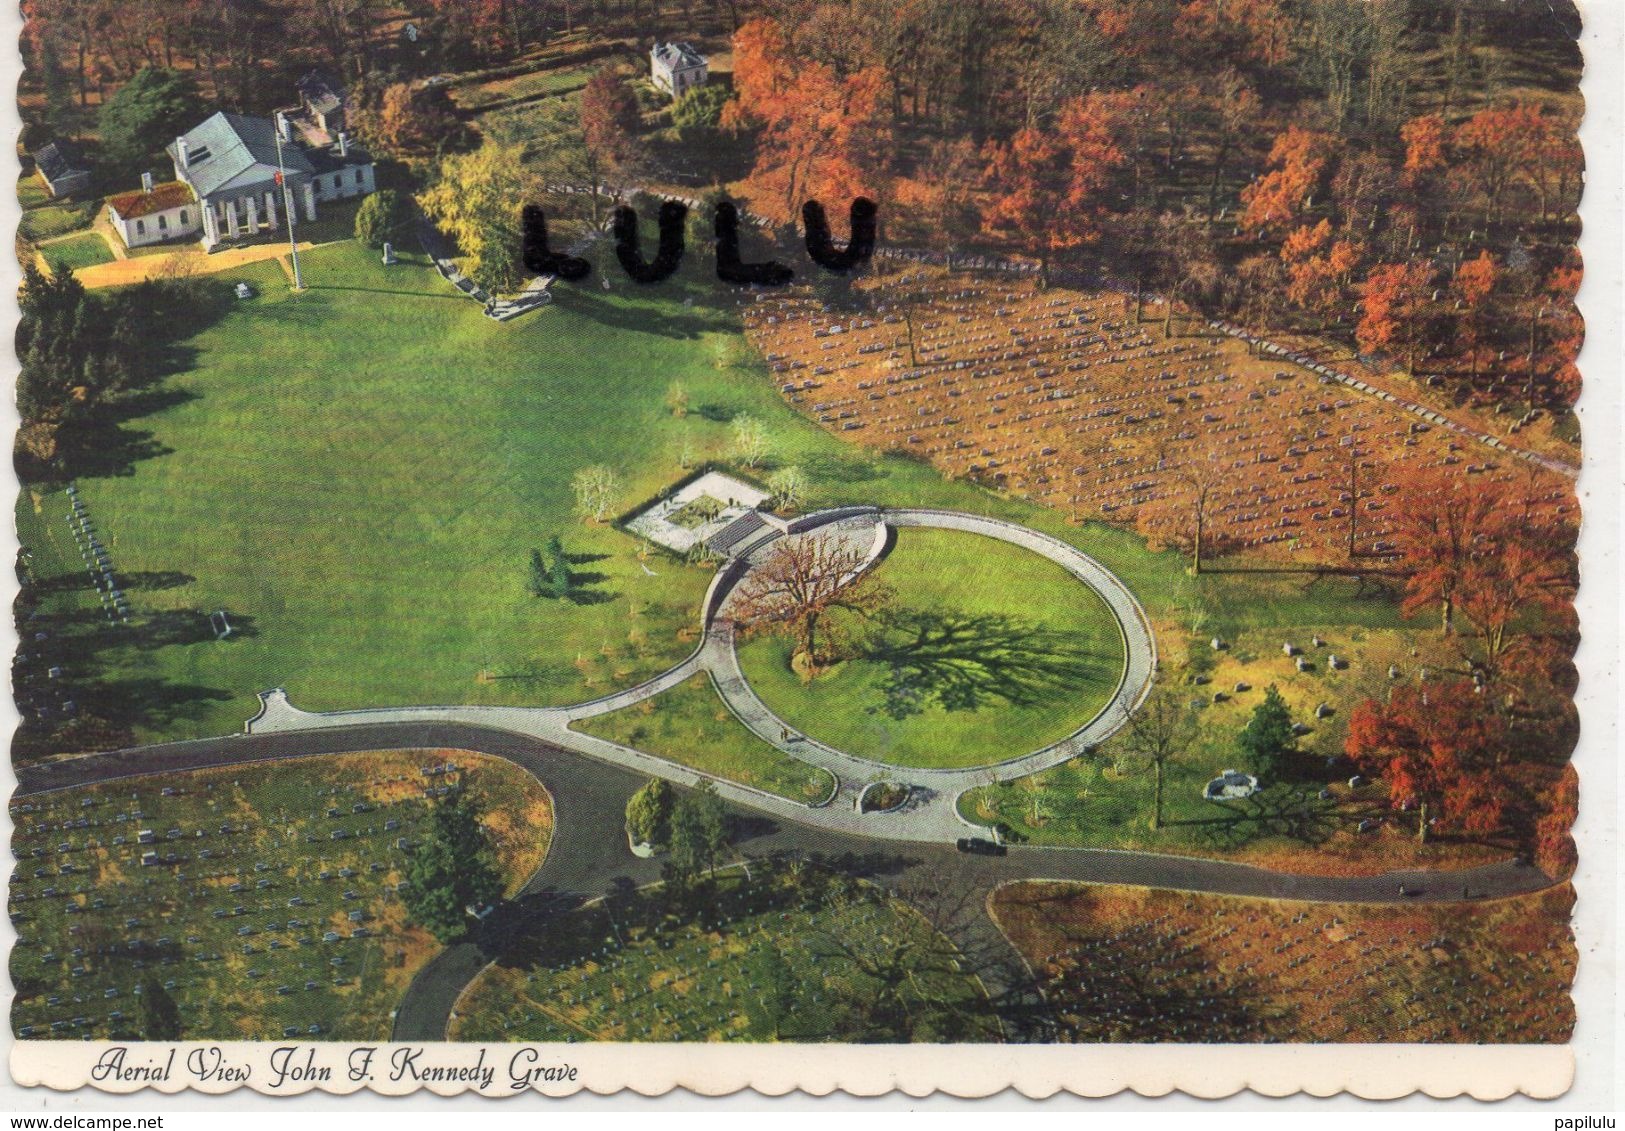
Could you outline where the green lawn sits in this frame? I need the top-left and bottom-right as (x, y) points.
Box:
(454, 65), (596, 110)
(735, 527), (1127, 769)
(39, 231), (115, 270)
(573, 672), (835, 803)
(18, 171), (53, 210)
(23, 238), (1141, 750)
(9, 750), (552, 1041)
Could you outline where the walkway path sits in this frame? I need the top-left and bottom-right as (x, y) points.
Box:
(69, 238), (320, 289)
(239, 507), (1157, 842)
(1207, 318), (1580, 480)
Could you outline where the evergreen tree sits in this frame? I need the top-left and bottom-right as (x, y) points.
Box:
(545, 534), (572, 599)
(97, 68), (205, 180)
(1239, 684), (1297, 779)
(527, 548), (549, 598)
(624, 778), (674, 847)
(400, 788), (505, 943)
(668, 780), (728, 879)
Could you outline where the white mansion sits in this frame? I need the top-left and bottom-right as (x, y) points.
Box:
(107, 106), (375, 251)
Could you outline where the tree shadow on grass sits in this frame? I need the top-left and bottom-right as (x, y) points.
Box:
(860, 610), (1116, 720)
(11, 601), (253, 764)
(998, 885), (1290, 1041)
(1173, 785), (1383, 850)
(550, 287), (725, 340)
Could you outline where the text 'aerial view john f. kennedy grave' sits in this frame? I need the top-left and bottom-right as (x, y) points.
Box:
(9, 0), (1585, 1099)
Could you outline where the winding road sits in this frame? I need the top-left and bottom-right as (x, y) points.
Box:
(12, 508), (1557, 1040)
(14, 722), (1554, 1041)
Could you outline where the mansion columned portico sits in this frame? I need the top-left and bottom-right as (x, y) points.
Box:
(165, 110), (373, 250)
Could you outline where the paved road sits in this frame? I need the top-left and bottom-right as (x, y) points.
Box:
(16, 722), (1555, 1041)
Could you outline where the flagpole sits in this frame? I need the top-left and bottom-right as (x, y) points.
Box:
(274, 121), (305, 290)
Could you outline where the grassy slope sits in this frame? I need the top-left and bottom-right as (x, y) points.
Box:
(573, 672), (835, 803)
(736, 527), (1127, 769)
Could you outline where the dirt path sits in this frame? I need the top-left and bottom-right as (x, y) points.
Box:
(70, 239), (317, 288)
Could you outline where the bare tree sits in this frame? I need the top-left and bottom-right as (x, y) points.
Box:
(730, 413), (770, 468)
(1120, 684), (1195, 830)
(728, 532), (891, 668)
(571, 465), (622, 523)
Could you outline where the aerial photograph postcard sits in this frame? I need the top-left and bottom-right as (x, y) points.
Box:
(6, 0), (1592, 1101)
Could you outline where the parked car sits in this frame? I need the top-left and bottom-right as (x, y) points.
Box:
(956, 837), (1006, 857)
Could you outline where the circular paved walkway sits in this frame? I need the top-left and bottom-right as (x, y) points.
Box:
(702, 507), (1158, 790)
(236, 507), (1158, 841)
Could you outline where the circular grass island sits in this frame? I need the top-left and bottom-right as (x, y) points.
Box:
(734, 527), (1128, 770)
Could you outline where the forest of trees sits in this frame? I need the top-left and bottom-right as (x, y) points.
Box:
(21, 0), (1583, 410)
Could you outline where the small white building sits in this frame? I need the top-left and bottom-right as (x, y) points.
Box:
(650, 41), (708, 99)
(106, 174), (201, 249)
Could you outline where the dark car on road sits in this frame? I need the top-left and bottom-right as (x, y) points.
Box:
(956, 837), (1006, 856)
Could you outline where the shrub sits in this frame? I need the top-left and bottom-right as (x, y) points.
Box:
(354, 189), (414, 249)
(626, 778), (674, 847)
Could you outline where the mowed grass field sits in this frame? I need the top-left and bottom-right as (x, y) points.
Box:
(573, 672), (835, 803)
(736, 528), (1127, 768)
(990, 882), (1576, 1043)
(955, 622), (1510, 874)
(17, 237), (1195, 749)
(9, 750), (551, 1041)
(451, 867), (995, 1043)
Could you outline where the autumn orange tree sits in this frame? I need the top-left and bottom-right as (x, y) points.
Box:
(1345, 680), (1511, 842)
(724, 18), (892, 220)
(1452, 102), (1565, 225)
(1390, 467), (1576, 682)
(981, 93), (1126, 285)
(1451, 250), (1500, 383)
(579, 68), (643, 177)
(1356, 259), (1437, 374)
(1281, 219), (1364, 330)
(1239, 127), (1341, 236)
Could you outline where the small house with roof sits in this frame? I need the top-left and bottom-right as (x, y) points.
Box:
(106, 172), (200, 249)
(293, 71), (346, 142)
(165, 110), (374, 249)
(31, 140), (91, 198)
(650, 42), (708, 99)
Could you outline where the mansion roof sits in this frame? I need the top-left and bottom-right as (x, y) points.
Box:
(169, 111), (315, 199)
